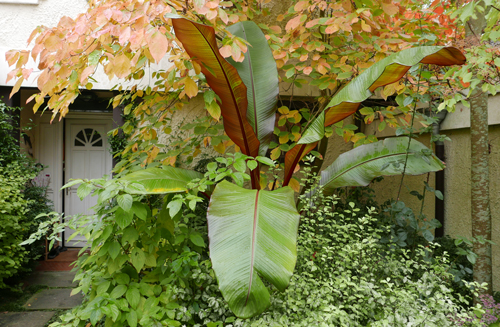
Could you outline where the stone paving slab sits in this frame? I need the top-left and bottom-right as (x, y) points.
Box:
(0, 311), (55, 327)
(23, 271), (78, 288)
(23, 271), (78, 287)
(24, 289), (83, 310)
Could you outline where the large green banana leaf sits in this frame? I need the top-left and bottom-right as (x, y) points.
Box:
(283, 46), (465, 186)
(171, 18), (260, 159)
(207, 181), (300, 318)
(227, 21), (279, 157)
(320, 137), (445, 195)
(120, 167), (203, 194)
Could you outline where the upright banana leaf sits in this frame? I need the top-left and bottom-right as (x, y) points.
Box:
(319, 137), (445, 195)
(171, 18), (260, 160)
(283, 46), (465, 186)
(120, 167), (205, 194)
(226, 21), (279, 157)
(207, 181), (300, 318)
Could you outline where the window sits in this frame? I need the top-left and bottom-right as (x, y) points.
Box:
(74, 129), (103, 147)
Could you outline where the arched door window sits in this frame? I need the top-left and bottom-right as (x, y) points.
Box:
(74, 128), (103, 147)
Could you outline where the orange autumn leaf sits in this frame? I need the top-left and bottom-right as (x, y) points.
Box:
(219, 45), (232, 57)
(285, 15), (302, 31)
(148, 31), (169, 63)
(294, 1), (309, 12)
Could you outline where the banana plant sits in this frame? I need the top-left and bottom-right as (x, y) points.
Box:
(120, 17), (466, 318)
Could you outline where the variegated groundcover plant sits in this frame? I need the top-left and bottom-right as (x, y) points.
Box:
(115, 17), (466, 318)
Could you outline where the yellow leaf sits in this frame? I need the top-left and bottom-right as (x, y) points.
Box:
(279, 134), (289, 144)
(278, 106), (289, 114)
(162, 156), (176, 166)
(361, 20), (371, 32)
(206, 101), (221, 121)
(184, 77), (198, 98)
(112, 94), (122, 108)
(325, 24), (339, 34)
(292, 132), (301, 141)
(147, 146), (160, 164)
(270, 148), (281, 160)
(192, 61), (202, 75)
(288, 178), (300, 192)
(260, 172), (268, 190)
(381, 2), (399, 15)
(113, 54), (131, 79)
(10, 77), (24, 99)
(214, 142), (225, 154)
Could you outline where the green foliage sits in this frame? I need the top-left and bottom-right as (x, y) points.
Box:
(0, 100), (23, 166)
(0, 162), (35, 288)
(48, 176), (234, 327)
(236, 172), (479, 326)
(0, 100), (53, 289)
(334, 178), (476, 308)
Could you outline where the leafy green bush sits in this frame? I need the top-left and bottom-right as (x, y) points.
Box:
(0, 100), (52, 288)
(42, 162), (483, 326)
(0, 162), (37, 288)
(334, 179), (475, 306)
(238, 187), (479, 326)
(47, 177), (234, 327)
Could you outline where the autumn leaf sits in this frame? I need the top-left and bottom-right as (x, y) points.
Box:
(10, 77), (24, 99)
(206, 100), (221, 120)
(183, 77), (198, 98)
(285, 15), (302, 31)
(219, 45), (232, 58)
(288, 178), (300, 192)
(361, 20), (371, 32)
(44, 34), (61, 51)
(325, 24), (339, 34)
(148, 31), (169, 63)
(381, 2), (399, 16)
(294, 1), (309, 12)
(303, 67), (313, 75)
(113, 54), (131, 79)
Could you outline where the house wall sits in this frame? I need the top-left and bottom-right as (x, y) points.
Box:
(0, 0), (173, 90)
(441, 125), (500, 293)
(0, 0), (88, 86)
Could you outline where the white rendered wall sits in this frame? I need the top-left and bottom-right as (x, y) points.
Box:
(0, 0), (173, 90)
(0, 0), (88, 85)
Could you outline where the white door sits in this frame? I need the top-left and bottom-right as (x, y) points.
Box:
(64, 118), (113, 247)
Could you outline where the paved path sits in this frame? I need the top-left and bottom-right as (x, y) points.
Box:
(0, 271), (82, 327)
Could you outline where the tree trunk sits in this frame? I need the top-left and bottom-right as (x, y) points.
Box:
(466, 4), (493, 295)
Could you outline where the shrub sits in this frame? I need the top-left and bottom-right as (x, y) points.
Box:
(47, 178), (234, 327)
(42, 167), (483, 326)
(231, 169), (480, 326)
(0, 162), (37, 288)
(0, 101), (52, 288)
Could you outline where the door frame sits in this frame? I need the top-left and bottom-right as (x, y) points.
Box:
(36, 112), (113, 247)
(63, 114), (113, 247)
